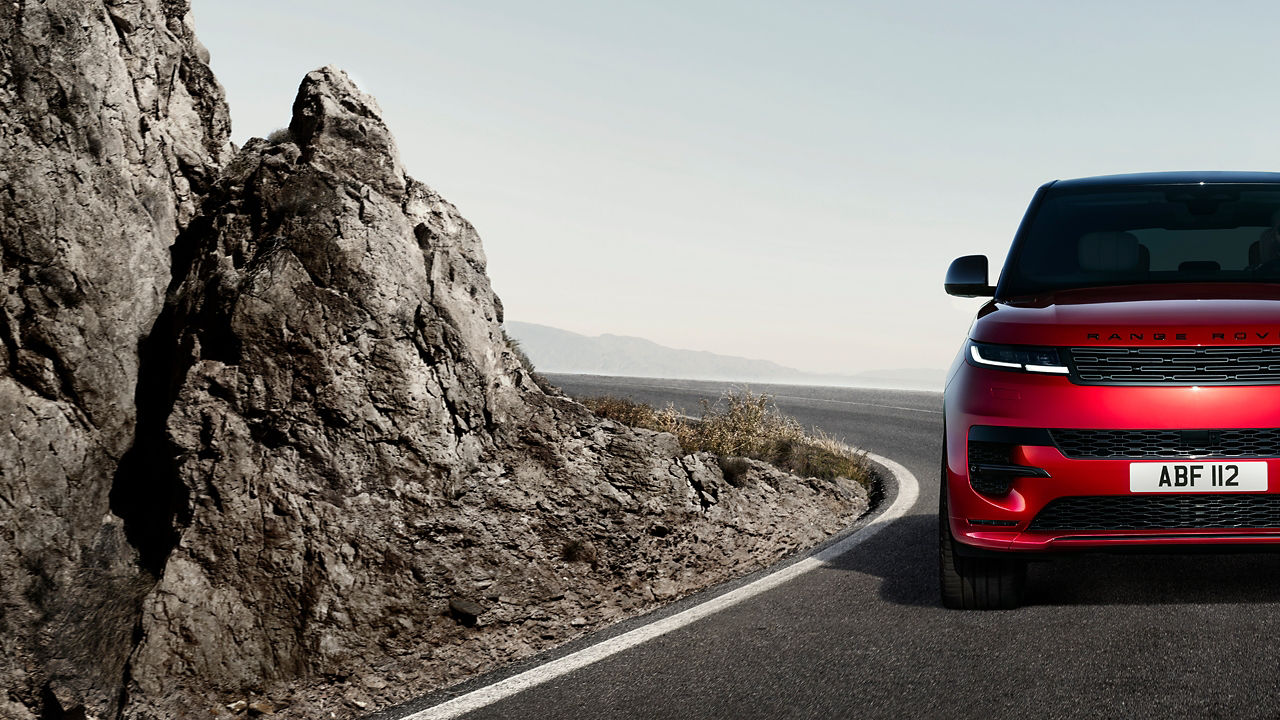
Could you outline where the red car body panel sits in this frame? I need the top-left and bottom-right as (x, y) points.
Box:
(946, 285), (1280, 553)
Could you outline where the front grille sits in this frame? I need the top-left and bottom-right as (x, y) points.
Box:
(1068, 346), (1280, 385)
(1030, 495), (1280, 531)
(1052, 428), (1280, 459)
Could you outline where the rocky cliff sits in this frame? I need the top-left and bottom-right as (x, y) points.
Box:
(121, 66), (867, 718)
(0, 0), (228, 716)
(0, 5), (867, 719)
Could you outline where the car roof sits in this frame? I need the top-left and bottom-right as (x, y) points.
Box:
(1050, 171), (1280, 190)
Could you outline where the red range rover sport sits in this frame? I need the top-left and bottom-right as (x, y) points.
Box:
(941, 171), (1280, 609)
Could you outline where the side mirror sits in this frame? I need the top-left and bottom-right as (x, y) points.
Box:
(945, 255), (995, 297)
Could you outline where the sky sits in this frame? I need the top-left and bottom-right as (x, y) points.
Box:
(192, 1), (1280, 375)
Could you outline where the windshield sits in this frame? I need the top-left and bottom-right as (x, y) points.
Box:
(998, 184), (1280, 298)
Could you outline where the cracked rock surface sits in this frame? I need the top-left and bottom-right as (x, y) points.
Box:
(0, 0), (228, 717)
(0, 5), (868, 718)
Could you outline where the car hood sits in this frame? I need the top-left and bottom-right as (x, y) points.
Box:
(971, 284), (1280, 346)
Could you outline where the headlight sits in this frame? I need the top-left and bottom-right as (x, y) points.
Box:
(967, 341), (1069, 375)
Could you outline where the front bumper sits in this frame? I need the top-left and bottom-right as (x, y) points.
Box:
(945, 362), (1280, 553)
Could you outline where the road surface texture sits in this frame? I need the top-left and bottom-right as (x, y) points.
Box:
(390, 375), (1280, 719)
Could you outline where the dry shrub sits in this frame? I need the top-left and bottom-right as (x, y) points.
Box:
(691, 390), (805, 458)
(581, 389), (871, 488)
(580, 396), (657, 428)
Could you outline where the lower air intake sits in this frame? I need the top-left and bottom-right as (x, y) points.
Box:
(1029, 494), (1280, 531)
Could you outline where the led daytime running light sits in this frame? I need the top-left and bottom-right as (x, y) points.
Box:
(1025, 364), (1070, 374)
(969, 342), (1069, 375)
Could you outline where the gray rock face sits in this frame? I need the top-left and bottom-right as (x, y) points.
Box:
(124, 66), (535, 708)
(118, 68), (867, 717)
(0, 1), (228, 717)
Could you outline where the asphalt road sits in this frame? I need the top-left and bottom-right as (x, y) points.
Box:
(445, 375), (1280, 719)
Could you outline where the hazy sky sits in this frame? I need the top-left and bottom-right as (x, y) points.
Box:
(193, 1), (1280, 375)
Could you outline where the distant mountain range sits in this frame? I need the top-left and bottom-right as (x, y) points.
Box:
(505, 321), (943, 390)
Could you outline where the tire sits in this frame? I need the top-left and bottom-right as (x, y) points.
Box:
(938, 440), (1026, 610)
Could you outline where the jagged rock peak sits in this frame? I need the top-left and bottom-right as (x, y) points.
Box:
(120, 64), (546, 714)
(288, 65), (407, 195)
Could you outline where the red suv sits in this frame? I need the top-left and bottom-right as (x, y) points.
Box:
(941, 171), (1280, 609)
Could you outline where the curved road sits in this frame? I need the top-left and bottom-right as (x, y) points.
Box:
(398, 375), (1280, 719)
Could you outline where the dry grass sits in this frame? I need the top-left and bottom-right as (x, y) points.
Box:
(266, 127), (293, 144)
(581, 390), (871, 488)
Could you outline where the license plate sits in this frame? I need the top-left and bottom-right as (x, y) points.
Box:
(1130, 461), (1267, 492)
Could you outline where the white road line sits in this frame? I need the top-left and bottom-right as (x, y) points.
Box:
(398, 450), (921, 720)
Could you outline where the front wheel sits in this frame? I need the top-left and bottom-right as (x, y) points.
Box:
(938, 446), (1026, 610)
